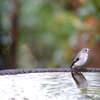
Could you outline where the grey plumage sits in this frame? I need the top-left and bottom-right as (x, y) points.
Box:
(70, 48), (91, 68)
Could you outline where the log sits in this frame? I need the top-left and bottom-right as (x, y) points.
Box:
(0, 68), (100, 75)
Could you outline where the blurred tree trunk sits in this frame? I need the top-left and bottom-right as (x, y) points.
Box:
(9, 0), (19, 69)
(0, 0), (19, 69)
(0, 8), (5, 69)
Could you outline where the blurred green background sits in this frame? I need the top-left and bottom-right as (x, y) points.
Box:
(0, 0), (100, 69)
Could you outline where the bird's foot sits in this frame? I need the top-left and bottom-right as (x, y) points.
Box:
(82, 67), (87, 72)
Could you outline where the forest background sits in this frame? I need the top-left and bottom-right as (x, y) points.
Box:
(0, 0), (100, 69)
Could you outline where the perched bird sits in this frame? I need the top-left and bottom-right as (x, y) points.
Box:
(70, 48), (91, 69)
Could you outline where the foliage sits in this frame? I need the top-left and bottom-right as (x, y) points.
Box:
(1, 0), (100, 68)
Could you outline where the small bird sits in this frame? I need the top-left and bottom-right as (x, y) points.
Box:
(70, 48), (91, 69)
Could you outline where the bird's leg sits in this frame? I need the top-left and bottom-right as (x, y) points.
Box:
(71, 66), (81, 73)
(82, 66), (87, 72)
(82, 66), (86, 69)
(77, 66), (82, 70)
(75, 66), (83, 73)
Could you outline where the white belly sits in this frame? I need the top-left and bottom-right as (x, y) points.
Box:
(74, 53), (88, 67)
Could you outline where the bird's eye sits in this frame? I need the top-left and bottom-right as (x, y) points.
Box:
(85, 49), (87, 52)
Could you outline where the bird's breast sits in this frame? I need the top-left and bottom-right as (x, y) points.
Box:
(75, 53), (88, 67)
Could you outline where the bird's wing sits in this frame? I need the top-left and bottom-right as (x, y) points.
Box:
(70, 53), (80, 68)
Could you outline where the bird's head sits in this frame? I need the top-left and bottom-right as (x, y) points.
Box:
(81, 48), (91, 54)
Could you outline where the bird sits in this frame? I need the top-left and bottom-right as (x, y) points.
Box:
(70, 48), (91, 69)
